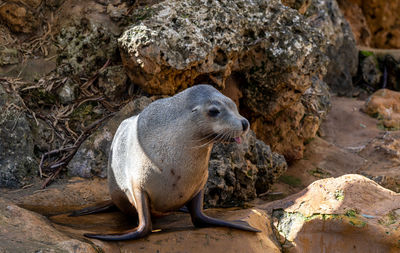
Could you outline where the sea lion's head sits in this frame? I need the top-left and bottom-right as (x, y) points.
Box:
(189, 85), (250, 145)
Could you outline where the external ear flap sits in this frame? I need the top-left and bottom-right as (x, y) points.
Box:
(192, 106), (201, 112)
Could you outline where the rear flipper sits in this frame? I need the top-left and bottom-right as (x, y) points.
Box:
(187, 190), (261, 232)
(69, 200), (117, 217)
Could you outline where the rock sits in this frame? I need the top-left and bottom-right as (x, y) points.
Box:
(336, 0), (372, 47)
(5, 177), (109, 216)
(263, 174), (400, 252)
(305, 0), (358, 95)
(205, 131), (287, 207)
(0, 47), (20, 66)
(56, 207), (281, 253)
(0, 2), (39, 33)
(68, 96), (152, 177)
(316, 95), (400, 193)
(281, 0), (312, 14)
(0, 197), (96, 253)
(2, 179), (281, 253)
(119, 0), (329, 160)
(57, 79), (78, 104)
(56, 19), (119, 77)
(338, 0), (400, 49)
(364, 89), (400, 130)
(358, 131), (400, 193)
(360, 55), (382, 89)
(356, 48), (400, 92)
(0, 84), (37, 188)
(98, 65), (129, 100)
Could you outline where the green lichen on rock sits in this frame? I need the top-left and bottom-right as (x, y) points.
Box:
(379, 210), (399, 226)
(0, 47), (20, 66)
(273, 208), (370, 243)
(56, 20), (119, 77)
(0, 85), (37, 188)
(334, 189), (345, 201)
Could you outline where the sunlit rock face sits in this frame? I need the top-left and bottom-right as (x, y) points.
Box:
(119, 0), (330, 161)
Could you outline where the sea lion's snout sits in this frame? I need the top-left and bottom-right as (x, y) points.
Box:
(241, 119), (249, 132)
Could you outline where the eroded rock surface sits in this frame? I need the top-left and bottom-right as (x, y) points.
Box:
(263, 175), (400, 253)
(284, 0), (358, 95)
(119, 0), (329, 160)
(206, 131), (287, 207)
(0, 84), (37, 188)
(338, 0), (400, 49)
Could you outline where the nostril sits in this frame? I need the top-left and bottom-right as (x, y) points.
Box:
(241, 119), (249, 131)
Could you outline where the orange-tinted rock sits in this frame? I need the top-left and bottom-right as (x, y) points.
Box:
(53, 207), (281, 253)
(364, 89), (400, 130)
(3, 179), (281, 252)
(338, 0), (400, 49)
(337, 0), (372, 47)
(0, 2), (39, 33)
(262, 174), (400, 252)
(5, 177), (109, 215)
(0, 197), (96, 252)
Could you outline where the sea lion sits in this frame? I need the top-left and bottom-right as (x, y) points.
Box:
(77, 84), (260, 240)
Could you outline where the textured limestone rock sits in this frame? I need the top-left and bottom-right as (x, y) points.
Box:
(56, 19), (119, 77)
(68, 96), (152, 177)
(263, 174), (400, 252)
(338, 0), (400, 49)
(356, 48), (400, 92)
(119, 0), (330, 160)
(306, 0), (358, 95)
(360, 54), (382, 89)
(285, 0), (358, 95)
(0, 2), (39, 33)
(205, 131), (287, 207)
(364, 89), (400, 130)
(0, 47), (20, 66)
(98, 65), (129, 100)
(0, 197), (96, 253)
(282, 0), (312, 14)
(0, 85), (37, 188)
(336, 0), (372, 47)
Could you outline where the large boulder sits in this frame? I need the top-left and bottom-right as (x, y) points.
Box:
(0, 84), (37, 188)
(119, 0), (330, 160)
(284, 0), (358, 95)
(263, 174), (400, 252)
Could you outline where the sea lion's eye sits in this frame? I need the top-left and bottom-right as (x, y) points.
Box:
(208, 108), (220, 117)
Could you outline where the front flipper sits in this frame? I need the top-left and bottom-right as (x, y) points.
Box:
(187, 190), (261, 232)
(84, 190), (152, 241)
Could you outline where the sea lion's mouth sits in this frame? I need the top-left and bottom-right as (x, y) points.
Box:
(204, 132), (245, 144)
(230, 137), (242, 144)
